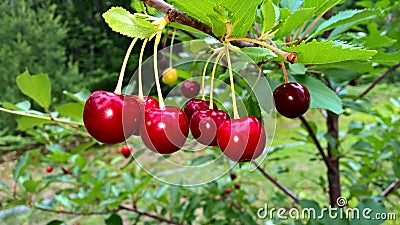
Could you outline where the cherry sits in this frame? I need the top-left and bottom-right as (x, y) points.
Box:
(46, 166), (53, 173)
(217, 116), (266, 162)
(181, 80), (200, 98)
(119, 145), (131, 158)
(132, 96), (159, 136)
(190, 109), (230, 146)
(161, 68), (178, 85)
(273, 82), (310, 118)
(224, 188), (232, 195)
(83, 91), (140, 144)
(183, 98), (217, 120)
(230, 173), (237, 180)
(140, 106), (189, 154)
(234, 183), (240, 190)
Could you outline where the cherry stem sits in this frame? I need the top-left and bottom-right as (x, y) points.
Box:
(209, 51), (224, 110)
(280, 62), (289, 83)
(201, 50), (220, 100)
(137, 38), (149, 101)
(251, 67), (262, 90)
(169, 29), (176, 68)
(114, 38), (139, 95)
(224, 44), (239, 119)
(153, 31), (165, 109)
(227, 37), (297, 64)
(0, 107), (84, 127)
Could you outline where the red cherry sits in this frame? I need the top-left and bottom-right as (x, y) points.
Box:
(273, 82), (310, 118)
(181, 80), (200, 98)
(217, 116), (266, 162)
(119, 145), (131, 158)
(140, 106), (189, 154)
(46, 166), (53, 173)
(234, 183), (240, 190)
(132, 96), (159, 136)
(224, 188), (232, 195)
(183, 98), (217, 120)
(83, 91), (140, 144)
(230, 173), (237, 180)
(190, 109), (230, 146)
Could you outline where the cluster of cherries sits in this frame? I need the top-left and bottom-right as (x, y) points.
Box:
(83, 77), (268, 162)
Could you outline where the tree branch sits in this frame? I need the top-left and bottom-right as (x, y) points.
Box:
(35, 205), (184, 225)
(381, 178), (400, 197)
(119, 205), (184, 225)
(359, 63), (400, 98)
(253, 161), (299, 203)
(140, 0), (255, 48)
(141, 0), (213, 36)
(299, 116), (336, 172)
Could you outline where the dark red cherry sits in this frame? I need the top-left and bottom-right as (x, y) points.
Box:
(190, 109), (230, 146)
(134, 95), (159, 111)
(119, 145), (131, 158)
(140, 106), (189, 154)
(183, 98), (217, 120)
(224, 188), (232, 195)
(132, 96), (159, 136)
(181, 80), (200, 98)
(234, 183), (240, 190)
(217, 116), (266, 162)
(273, 82), (310, 118)
(83, 91), (140, 144)
(46, 166), (53, 173)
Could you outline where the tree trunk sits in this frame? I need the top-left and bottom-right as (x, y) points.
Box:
(327, 112), (341, 206)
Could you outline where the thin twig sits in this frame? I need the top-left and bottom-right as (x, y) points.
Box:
(0, 107), (83, 127)
(299, 116), (336, 172)
(119, 205), (184, 225)
(35, 205), (184, 225)
(35, 206), (116, 215)
(253, 161), (299, 203)
(381, 178), (400, 197)
(359, 63), (400, 98)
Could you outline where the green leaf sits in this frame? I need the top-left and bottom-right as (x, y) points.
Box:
(276, 8), (315, 38)
(70, 141), (96, 154)
(0, 181), (12, 197)
(190, 155), (216, 166)
(260, 0), (276, 33)
(16, 70), (51, 109)
(240, 47), (276, 63)
(46, 220), (64, 225)
(13, 151), (32, 181)
(23, 180), (40, 193)
(55, 102), (84, 119)
(105, 213), (123, 225)
(131, 0), (146, 13)
(63, 89), (91, 103)
(2, 101), (31, 111)
(393, 161), (400, 177)
(16, 116), (52, 131)
(371, 51), (400, 65)
(289, 63), (307, 75)
(291, 75), (344, 114)
(172, 0), (263, 37)
(304, 0), (344, 16)
(284, 40), (377, 64)
(322, 68), (360, 83)
(350, 198), (388, 225)
(207, 5), (229, 36)
(314, 9), (381, 36)
(70, 155), (87, 169)
(102, 7), (157, 39)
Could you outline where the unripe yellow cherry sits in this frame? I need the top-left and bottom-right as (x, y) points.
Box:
(162, 68), (178, 85)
